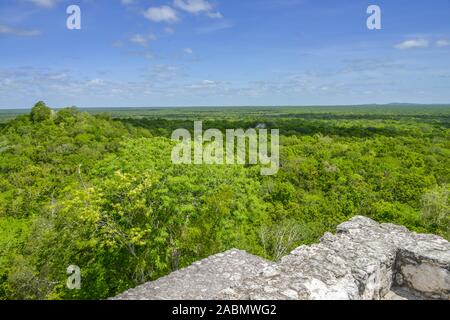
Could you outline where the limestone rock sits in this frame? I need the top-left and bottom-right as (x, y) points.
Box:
(113, 216), (450, 300)
(113, 249), (273, 300)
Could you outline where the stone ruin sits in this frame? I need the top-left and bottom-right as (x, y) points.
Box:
(113, 216), (450, 300)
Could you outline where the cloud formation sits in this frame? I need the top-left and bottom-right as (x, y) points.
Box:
(143, 6), (179, 23)
(26, 0), (58, 8)
(394, 39), (429, 49)
(143, 1), (222, 25)
(174, 0), (222, 18)
(0, 24), (41, 36)
(130, 33), (157, 47)
(436, 39), (450, 48)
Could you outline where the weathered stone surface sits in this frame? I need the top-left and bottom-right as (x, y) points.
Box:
(113, 216), (450, 300)
(113, 249), (274, 300)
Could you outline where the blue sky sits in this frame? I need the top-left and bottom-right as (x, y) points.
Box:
(0, 0), (449, 108)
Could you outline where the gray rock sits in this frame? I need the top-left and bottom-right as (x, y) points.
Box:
(112, 216), (450, 300)
(113, 249), (273, 300)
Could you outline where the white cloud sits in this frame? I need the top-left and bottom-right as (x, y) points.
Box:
(174, 0), (223, 18)
(26, 0), (58, 8)
(394, 39), (429, 49)
(196, 21), (233, 34)
(146, 64), (183, 82)
(187, 80), (220, 89)
(436, 39), (450, 48)
(206, 12), (223, 19)
(130, 33), (157, 47)
(112, 40), (124, 48)
(0, 24), (41, 37)
(201, 80), (218, 86)
(121, 0), (135, 5)
(183, 48), (193, 54)
(126, 51), (155, 60)
(143, 6), (179, 23)
(87, 79), (106, 86)
(174, 0), (212, 14)
(164, 27), (175, 34)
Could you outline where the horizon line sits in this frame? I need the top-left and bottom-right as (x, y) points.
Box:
(1, 103), (450, 111)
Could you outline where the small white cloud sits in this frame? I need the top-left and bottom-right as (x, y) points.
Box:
(130, 33), (157, 47)
(87, 79), (105, 86)
(187, 80), (219, 89)
(143, 6), (179, 23)
(147, 64), (182, 82)
(47, 73), (67, 80)
(0, 24), (41, 37)
(143, 52), (154, 60)
(207, 12), (223, 19)
(183, 48), (193, 54)
(126, 51), (155, 60)
(174, 0), (212, 13)
(202, 80), (216, 85)
(112, 40), (124, 48)
(436, 39), (450, 48)
(174, 0), (223, 18)
(196, 21), (233, 34)
(165, 27), (175, 34)
(121, 0), (135, 5)
(26, 0), (58, 8)
(394, 39), (429, 49)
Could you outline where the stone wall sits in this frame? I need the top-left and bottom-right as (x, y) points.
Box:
(113, 216), (450, 300)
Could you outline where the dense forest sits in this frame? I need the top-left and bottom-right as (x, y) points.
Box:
(0, 102), (449, 299)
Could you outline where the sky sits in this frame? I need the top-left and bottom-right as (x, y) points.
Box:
(0, 0), (449, 108)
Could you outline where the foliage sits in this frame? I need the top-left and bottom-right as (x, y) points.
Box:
(420, 185), (449, 239)
(0, 103), (449, 299)
(30, 101), (52, 123)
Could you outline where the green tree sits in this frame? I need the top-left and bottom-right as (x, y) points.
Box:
(30, 101), (52, 123)
(421, 185), (449, 238)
